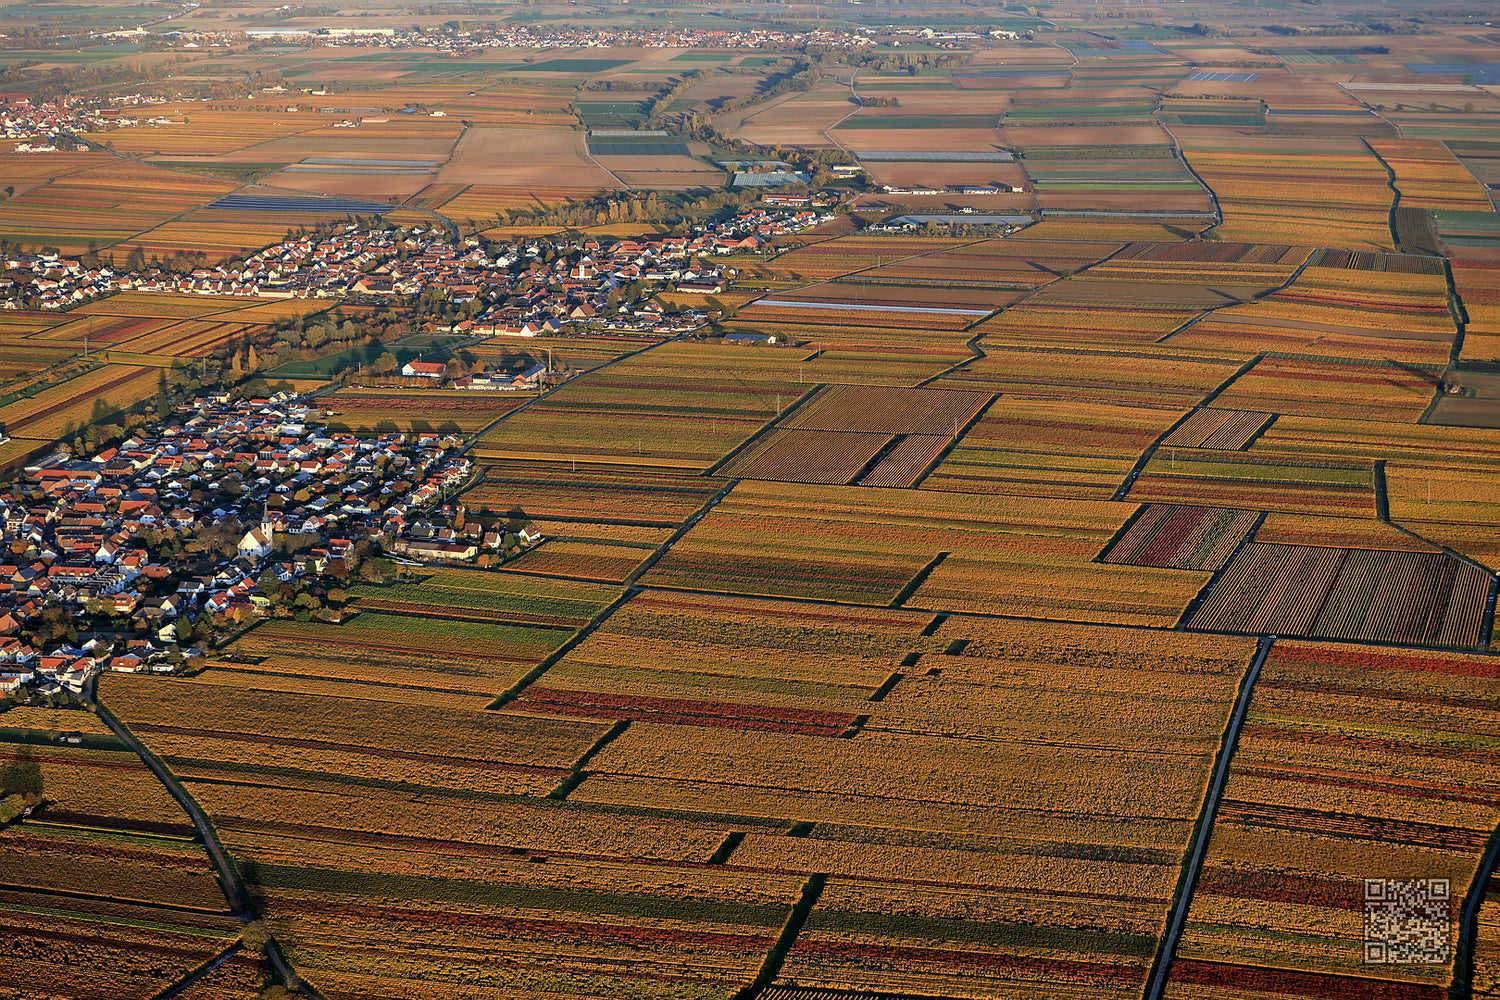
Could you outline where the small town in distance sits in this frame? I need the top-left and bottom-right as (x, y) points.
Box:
(1, 0), (1499, 998)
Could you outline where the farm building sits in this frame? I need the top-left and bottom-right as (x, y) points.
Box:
(401, 361), (447, 379)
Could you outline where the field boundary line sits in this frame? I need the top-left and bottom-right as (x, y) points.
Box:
(575, 125), (632, 191)
(822, 66), (861, 153)
(1363, 136), (1406, 253)
(1440, 255), (1470, 375)
(1374, 460), (1495, 578)
(1142, 635), (1274, 1000)
(1109, 409), (1203, 503)
(735, 873), (829, 1000)
(1154, 248), (1320, 345)
(1173, 511), (1269, 630)
(1109, 353), (1266, 502)
(704, 385), (824, 477)
(1373, 458), (1393, 521)
(0, 879), (225, 914)
(1165, 128), (1223, 232)
(486, 588), (637, 711)
(149, 942), (244, 1000)
(548, 719), (632, 800)
(89, 684), (323, 1000)
(1093, 502), (1155, 563)
(1373, 461), (1499, 651)
(907, 391), (999, 483)
(626, 479), (738, 585)
(889, 552), (951, 608)
(1454, 822), (1500, 997)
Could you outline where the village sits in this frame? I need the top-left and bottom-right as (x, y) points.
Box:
(192, 22), (877, 53)
(2, 93), (191, 144)
(0, 206), (827, 336)
(0, 390), (513, 705)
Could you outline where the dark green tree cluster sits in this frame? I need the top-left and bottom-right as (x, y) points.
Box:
(0, 750), (43, 824)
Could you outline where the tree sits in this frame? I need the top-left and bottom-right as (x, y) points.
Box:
(241, 920), (271, 954)
(358, 557), (394, 584)
(371, 352), (398, 376)
(0, 750), (43, 802)
(259, 567), (282, 595)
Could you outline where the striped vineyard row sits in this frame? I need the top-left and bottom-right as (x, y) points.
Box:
(1102, 504), (1259, 571)
(720, 429), (896, 485)
(508, 686), (862, 737)
(1187, 542), (1488, 647)
(861, 434), (950, 489)
(1161, 408), (1274, 451)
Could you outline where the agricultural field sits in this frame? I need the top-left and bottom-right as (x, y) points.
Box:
(1368, 138), (1495, 212)
(718, 384), (990, 487)
(1454, 260), (1500, 364)
(1210, 356), (1445, 423)
(855, 239), (1126, 287)
(224, 591), (593, 697)
(1205, 265), (1457, 345)
(758, 234), (980, 283)
(322, 386), (531, 434)
(460, 459), (724, 525)
(575, 617), (1260, 999)
(1128, 453), (1377, 518)
(1016, 141), (1215, 214)
(0, 734), (242, 998)
(472, 363), (816, 470)
(1181, 141), (1397, 249)
(1190, 540), (1488, 647)
(643, 480), (1208, 627)
(929, 345), (1243, 407)
(5, 18), (1500, 1000)
(0, 153), (237, 253)
(922, 396), (1183, 499)
(1172, 641), (1500, 993)
(0, 363), (159, 442)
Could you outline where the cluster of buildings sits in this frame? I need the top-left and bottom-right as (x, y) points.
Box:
(1, 93), (183, 146)
(0, 207), (826, 324)
(222, 23), (874, 52)
(389, 505), (538, 564)
(0, 392), (492, 700)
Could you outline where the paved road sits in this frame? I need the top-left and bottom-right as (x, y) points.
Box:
(1143, 635), (1275, 999)
(88, 681), (322, 998)
(149, 942), (242, 1000)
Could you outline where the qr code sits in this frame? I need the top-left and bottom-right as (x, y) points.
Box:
(1364, 878), (1452, 965)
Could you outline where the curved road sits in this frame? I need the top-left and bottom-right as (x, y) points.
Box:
(88, 681), (323, 999)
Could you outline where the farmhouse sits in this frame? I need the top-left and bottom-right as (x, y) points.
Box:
(401, 361), (447, 379)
